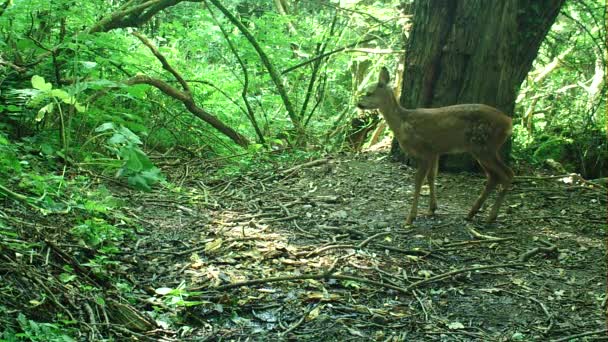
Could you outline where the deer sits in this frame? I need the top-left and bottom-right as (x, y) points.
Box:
(357, 67), (514, 225)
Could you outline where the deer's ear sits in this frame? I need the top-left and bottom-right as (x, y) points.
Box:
(379, 67), (390, 85)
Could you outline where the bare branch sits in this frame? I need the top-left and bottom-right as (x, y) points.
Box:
(132, 31), (190, 94)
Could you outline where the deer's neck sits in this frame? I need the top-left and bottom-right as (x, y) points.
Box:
(378, 92), (410, 133)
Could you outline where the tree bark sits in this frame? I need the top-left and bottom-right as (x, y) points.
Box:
(397, 0), (565, 171)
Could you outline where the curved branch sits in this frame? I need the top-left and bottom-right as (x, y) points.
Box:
(89, 0), (202, 33)
(126, 75), (249, 147)
(132, 31), (190, 94)
(128, 32), (250, 147)
(280, 34), (388, 75)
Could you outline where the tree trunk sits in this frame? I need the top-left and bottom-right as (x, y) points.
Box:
(396, 0), (565, 171)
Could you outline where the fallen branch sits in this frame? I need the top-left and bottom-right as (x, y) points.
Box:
(467, 227), (505, 240)
(519, 240), (558, 262)
(500, 289), (553, 333)
(206, 271), (410, 294)
(551, 329), (608, 342)
(358, 231), (391, 248)
(260, 158), (331, 182)
(260, 214), (300, 223)
(404, 263), (526, 291)
(303, 244), (355, 257)
(374, 244), (431, 257)
(441, 237), (514, 248)
(279, 305), (318, 337)
(302, 231), (391, 257)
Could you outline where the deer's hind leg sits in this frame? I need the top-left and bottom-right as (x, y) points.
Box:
(467, 160), (497, 220)
(471, 153), (513, 222)
(485, 154), (513, 222)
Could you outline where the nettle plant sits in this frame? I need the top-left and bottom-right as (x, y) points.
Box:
(28, 75), (86, 158)
(95, 122), (163, 191)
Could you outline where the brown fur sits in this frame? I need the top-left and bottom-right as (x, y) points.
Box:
(357, 67), (513, 225)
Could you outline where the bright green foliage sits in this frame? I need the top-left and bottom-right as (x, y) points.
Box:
(72, 218), (126, 248)
(0, 133), (21, 174)
(514, 0), (606, 177)
(0, 0), (405, 180)
(0, 0), (603, 339)
(29, 75), (86, 121)
(154, 282), (206, 308)
(95, 122), (163, 191)
(12, 313), (76, 342)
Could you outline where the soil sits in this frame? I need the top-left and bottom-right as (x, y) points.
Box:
(2, 150), (606, 341)
(131, 151), (606, 341)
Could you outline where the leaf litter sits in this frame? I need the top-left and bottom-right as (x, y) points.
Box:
(1, 151), (605, 341)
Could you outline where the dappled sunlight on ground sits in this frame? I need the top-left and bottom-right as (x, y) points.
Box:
(113, 151), (608, 339)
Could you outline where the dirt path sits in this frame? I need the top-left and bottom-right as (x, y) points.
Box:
(127, 152), (606, 340)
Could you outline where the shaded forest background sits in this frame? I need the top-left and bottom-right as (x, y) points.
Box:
(0, 0), (606, 340)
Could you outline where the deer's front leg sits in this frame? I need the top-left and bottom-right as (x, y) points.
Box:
(427, 156), (439, 215)
(406, 160), (430, 225)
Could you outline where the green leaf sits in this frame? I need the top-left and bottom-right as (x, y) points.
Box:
(155, 287), (173, 295)
(35, 103), (54, 122)
(123, 149), (144, 172)
(95, 122), (115, 132)
(51, 89), (70, 101)
(31, 75), (52, 91)
(128, 174), (152, 191)
(108, 133), (127, 145)
(448, 322), (465, 330)
(80, 61), (98, 69)
(117, 126), (142, 145)
(40, 143), (55, 156)
(74, 102), (86, 112)
(59, 273), (77, 283)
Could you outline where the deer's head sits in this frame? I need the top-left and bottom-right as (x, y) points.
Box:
(356, 67), (392, 110)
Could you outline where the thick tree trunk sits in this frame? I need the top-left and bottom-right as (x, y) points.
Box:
(396, 0), (565, 171)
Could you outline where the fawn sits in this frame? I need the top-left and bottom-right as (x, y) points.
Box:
(357, 67), (514, 225)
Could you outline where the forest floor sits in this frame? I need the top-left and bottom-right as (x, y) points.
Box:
(2, 150), (607, 341)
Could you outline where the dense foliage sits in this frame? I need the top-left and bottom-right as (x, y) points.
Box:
(0, 0), (604, 339)
(513, 0), (606, 178)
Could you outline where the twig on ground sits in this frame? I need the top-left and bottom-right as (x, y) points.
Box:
(302, 231), (391, 257)
(202, 271), (411, 294)
(412, 289), (429, 322)
(374, 244), (432, 257)
(261, 214), (299, 223)
(303, 244), (355, 257)
(500, 289), (553, 333)
(467, 227), (505, 240)
(441, 237), (514, 248)
(551, 329), (608, 342)
(404, 263), (526, 291)
(279, 305), (318, 337)
(358, 231), (391, 248)
(519, 239), (558, 262)
(260, 158), (330, 182)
